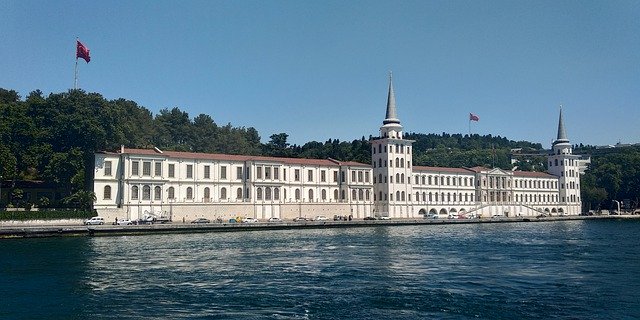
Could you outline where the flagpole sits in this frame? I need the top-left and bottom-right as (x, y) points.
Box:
(74, 58), (78, 90)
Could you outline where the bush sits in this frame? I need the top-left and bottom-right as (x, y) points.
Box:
(0, 210), (96, 221)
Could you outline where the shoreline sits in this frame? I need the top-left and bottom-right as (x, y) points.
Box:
(1, 215), (638, 239)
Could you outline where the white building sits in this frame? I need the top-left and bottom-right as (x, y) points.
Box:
(93, 76), (582, 220)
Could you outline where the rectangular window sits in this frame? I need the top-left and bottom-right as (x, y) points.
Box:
(168, 164), (175, 178)
(154, 162), (162, 176)
(143, 161), (151, 176)
(365, 172), (370, 183)
(294, 169), (300, 181)
(220, 166), (227, 179)
(257, 167), (263, 179)
(104, 161), (112, 176)
(358, 171), (363, 182)
(237, 167), (243, 180)
(321, 170), (326, 182)
(283, 169), (287, 180)
(132, 161), (139, 176)
(186, 165), (193, 178)
(265, 167), (271, 179)
(246, 167), (250, 179)
(341, 171), (345, 183)
(308, 170), (313, 182)
(351, 171), (356, 182)
(274, 168), (279, 180)
(333, 171), (338, 182)
(204, 165), (210, 179)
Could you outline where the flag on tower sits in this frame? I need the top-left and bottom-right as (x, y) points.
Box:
(76, 40), (91, 63)
(469, 113), (479, 121)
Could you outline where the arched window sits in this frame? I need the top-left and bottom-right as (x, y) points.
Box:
(283, 188), (287, 200)
(341, 190), (346, 200)
(352, 189), (357, 200)
(429, 192), (432, 202)
(257, 187), (263, 200)
(395, 158), (400, 167)
(447, 193), (451, 202)
(358, 189), (364, 201)
(334, 189), (339, 200)
(204, 187), (210, 200)
(366, 190), (370, 201)
(143, 185), (150, 200)
(186, 187), (193, 200)
(379, 191), (383, 201)
(322, 189), (327, 200)
(220, 187), (227, 200)
(295, 188), (301, 200)
(422, 176), (426, 184)
(104, 185), (112, 200)
(237, 187), (243, 199)
(168, 187), (175, 199)
(416, 191), (420, 201)
(401, 191), (405, 201)
(131, 186), (139, 200)
(379, 173), (383, 183)
(396, 191), (400, 201)
(401, 173), (404, 183)
(378, 158), (382, 167)
(428, 176), (432, 184)
(154, 186), (161, 200)
(265, 187), (272, 200)
(274, 188), (280, 200)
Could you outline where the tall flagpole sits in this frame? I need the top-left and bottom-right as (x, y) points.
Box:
(74, 37), (78, 89)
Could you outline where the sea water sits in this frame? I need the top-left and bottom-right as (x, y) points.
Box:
(1, 219), (639, 319)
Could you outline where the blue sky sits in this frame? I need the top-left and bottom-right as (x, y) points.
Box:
(2, 0), (639, 147)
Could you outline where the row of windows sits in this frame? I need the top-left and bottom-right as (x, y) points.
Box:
(373, 157), (411, 169)
(411, 191), (476, 203)
(372, 143), (412, 155)
(514, 179), (557, 190)
(515, 193), (559, 203)
(413, 175), (474, 187)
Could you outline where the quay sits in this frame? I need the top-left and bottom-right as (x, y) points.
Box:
(1, 215), (638, 239)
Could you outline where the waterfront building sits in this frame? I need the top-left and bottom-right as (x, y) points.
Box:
(93, 76), (581, 220)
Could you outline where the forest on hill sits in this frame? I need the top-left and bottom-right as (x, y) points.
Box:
(1, 88), (638, 211)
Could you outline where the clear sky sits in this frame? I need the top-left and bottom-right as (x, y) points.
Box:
(2, 0), (639, 147)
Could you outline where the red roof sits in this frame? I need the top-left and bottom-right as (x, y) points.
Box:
(512, 171), (557, 178)
(413, 166), (475, 174)
(117, 148), (370, 168)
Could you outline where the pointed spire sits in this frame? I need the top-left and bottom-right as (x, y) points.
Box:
(383, 72), (400, 125)
(554, 105), (569, 144)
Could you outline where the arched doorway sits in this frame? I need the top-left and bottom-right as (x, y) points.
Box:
(419, 208), (427, 215)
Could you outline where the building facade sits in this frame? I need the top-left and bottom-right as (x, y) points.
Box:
(93, 76), (582, 220)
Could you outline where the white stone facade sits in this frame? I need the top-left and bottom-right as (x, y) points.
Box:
(92, 77), (582, 220)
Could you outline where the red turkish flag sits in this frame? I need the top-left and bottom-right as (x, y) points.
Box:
(76, 40), (91, 63)
(469, 113), (479, 121)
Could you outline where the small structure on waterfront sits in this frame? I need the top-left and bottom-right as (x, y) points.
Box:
(92, 76), (581, 221)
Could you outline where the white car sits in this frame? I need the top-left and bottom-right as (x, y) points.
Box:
(378, 216), (390, 220)
(115, 219), (133, 225)
(243, 217), (259, 223)
(268, 217), (283, 222)
(314, 216), (328, 221)
(84, 217), (105, 225)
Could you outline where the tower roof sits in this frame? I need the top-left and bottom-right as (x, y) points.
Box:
(383, 73), (400, 125)
(554, 106), (569, 145)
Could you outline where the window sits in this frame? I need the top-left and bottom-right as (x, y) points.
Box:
(104, 185), (112, 200)
(274, 168), (279, 180)
(257, 167), (263, 179)
(204, 165), (210, 179)
(295, 188), (301, 200)
(366, 190), (370, 201)
(186, 187), (193, 200)
(257, 188), (263, 200)
(333, 171), (338, 182)
(131, 186), (139, 200)
(358, 189), (364, 201)
(220, 187), (227, 199)
(132, 161), (139, 176)
(274, 188), (280, 200)
(365, 172), (369, 183)
(358, 171), (363, 182)
(283, 169), (286, 180)
(237, 188), (243, 199)
(308, 170), (313, 182)
(143, 161), (151, 176)
(352, 190), (357, 200)
(265, 187), (272, 200)
(104, 161), (112, 176)
(186, 165), (193, 178)
(168, 187), (175, 199)
(168, 164), (175, 178)
(154, 186), (161, 200)
(321, 170), (326, 182)
(237, 167), (243, 180)
(204, 187), (210, 201)
(308, 189), (314, 201)
(142, 185), (150, 200)
(220, 166), (227, 179)
(155, 162), (162, 176)
(334, 189), (339, 200)
(322, 189), (327, 200)
(351, 171), (356, 182)
(294, 169), (300, 181)
(265, 167), (271, 179)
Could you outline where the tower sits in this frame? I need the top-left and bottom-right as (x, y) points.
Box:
(371, 74), (415, 218)
(547, 107), (582, 215)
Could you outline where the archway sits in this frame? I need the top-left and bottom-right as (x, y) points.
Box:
(419, 208), (427, 215)
(439, 208), (448, 216)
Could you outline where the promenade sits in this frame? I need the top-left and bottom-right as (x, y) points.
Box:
(1, 215), (638, 239)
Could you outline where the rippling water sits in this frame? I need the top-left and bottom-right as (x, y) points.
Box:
(1, 219), (639, 319)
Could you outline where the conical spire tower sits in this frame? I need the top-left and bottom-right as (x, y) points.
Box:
(554, 106), (569, 145)
(383, 73), (400, 125)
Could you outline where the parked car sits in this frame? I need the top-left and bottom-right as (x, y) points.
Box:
(293, 217), (309, 222)
(268, 217), (283, 222)
(191, 218), (211, 224)
(378, 216), (390, 220)
(84, 217), (105, 225)
(363, 216), (376, 220)
(313, 215), (328, 221)
(243, 217), (259, 223)
(114, 219), (133, 225)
